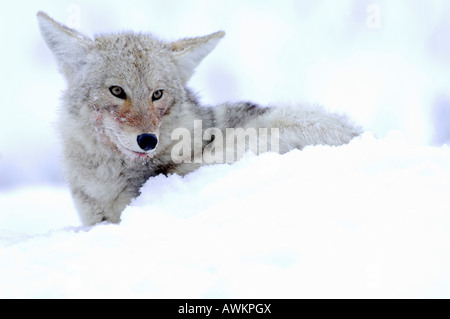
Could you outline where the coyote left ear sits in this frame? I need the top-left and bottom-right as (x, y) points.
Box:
(37, 11), (94, 80)
(171, 31), (225, 84)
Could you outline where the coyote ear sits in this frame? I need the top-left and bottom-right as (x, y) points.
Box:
(37, 11), (93, 79)
(171, 31), (225, 84)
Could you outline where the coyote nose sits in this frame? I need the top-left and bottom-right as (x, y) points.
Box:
(137, 133), (158, 151)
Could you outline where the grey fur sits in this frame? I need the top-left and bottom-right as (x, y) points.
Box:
(37, 12), (362, 225)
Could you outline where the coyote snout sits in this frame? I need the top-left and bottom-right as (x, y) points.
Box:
(99, 107), (161, 159)
(137, 133), (158, 152)
(106, 122), (160, 159)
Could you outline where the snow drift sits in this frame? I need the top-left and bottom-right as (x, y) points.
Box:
(1, 132), (449, 298)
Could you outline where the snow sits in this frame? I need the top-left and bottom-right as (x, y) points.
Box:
(1, 133), (450, 298)
(1, 1), (450, 298)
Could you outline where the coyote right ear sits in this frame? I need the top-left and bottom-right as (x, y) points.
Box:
(37, 11), (94, 79)
(170, 31), (225, 84)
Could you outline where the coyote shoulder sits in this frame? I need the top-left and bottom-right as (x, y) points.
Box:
(37, 11), (362, 225)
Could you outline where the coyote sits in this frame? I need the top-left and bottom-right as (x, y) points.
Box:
(37, 11), (362, 225)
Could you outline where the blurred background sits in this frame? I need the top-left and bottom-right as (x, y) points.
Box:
(0, 0), (449, 189)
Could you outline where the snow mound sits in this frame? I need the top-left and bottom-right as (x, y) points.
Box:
(1, 132), (449, 298)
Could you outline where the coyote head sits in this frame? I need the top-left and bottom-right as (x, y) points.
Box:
(37, 12), (224, 159)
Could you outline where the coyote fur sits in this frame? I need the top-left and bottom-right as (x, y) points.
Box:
(37, 12), (362, 225)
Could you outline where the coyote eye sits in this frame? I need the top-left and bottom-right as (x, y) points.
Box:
(152, 90), (164, 102)
(109, 86), (127, 99)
